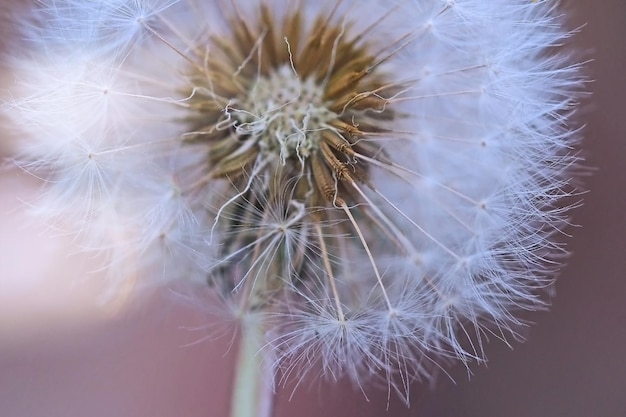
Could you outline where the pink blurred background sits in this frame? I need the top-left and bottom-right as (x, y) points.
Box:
(1, 1), (625, 416)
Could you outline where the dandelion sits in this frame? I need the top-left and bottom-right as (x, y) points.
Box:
(1, 0), (584, 416)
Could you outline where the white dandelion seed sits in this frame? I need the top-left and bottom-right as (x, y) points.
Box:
(1, 0), (584, 415)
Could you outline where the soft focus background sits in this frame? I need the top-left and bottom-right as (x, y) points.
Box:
(1, 1), (625, 416)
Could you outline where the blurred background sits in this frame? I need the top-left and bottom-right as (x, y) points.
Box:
(1, 1), (625, 416)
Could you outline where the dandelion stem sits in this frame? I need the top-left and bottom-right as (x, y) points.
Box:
(230, 317), (275, 417)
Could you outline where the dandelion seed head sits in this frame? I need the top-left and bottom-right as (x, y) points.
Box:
(1, 0), (585, 402)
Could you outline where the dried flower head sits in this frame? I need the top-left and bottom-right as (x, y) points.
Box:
(1, 0), (584, 405)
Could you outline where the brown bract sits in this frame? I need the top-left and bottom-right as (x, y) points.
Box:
(184, 4), (398, 209)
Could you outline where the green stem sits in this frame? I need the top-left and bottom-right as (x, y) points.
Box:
(230, 317), (275, 417)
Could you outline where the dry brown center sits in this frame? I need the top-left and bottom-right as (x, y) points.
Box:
(185, 4), (395, 208)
